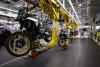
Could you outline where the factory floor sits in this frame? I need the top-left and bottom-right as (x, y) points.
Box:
(0, 38), (100, 67)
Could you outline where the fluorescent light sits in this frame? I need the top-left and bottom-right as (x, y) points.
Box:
(68, 0), (81, 24)
(0, 10), (17, 17)
(0, 7), (18, 13)
(0, 19), (8, 23)
(57, 0), (79, 24)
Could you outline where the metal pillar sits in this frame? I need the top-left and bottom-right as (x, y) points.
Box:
(90, 15), (96, 39)
(63, 0), (65, 7)
(92, 16), (96, 39)
(90, 19), (93, 38)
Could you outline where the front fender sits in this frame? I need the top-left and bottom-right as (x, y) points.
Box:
(26, 17), (39, 26)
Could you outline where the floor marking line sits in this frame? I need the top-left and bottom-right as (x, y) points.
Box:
(0, 57), (22, 67)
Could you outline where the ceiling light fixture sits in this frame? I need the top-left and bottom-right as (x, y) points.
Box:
(0, 7), (18, 13)
(68, 0), (81, 24)
(79, 4), (82, 7)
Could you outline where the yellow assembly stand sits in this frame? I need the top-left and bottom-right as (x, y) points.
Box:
(48, 22), (58, 47)
(39, 0), (78, 47)
(39, 0), (59, 47)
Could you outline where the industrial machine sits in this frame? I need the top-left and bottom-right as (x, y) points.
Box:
(6, 0), (78, 57)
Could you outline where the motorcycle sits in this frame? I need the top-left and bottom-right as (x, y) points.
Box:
(58, 29), (69, 49)
(6, 7), (51, 57)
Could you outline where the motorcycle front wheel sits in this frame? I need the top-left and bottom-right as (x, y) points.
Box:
(58, 39), (68, 48)
(6, 32), (32, 57)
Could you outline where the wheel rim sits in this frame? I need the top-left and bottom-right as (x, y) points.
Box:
(60, 40), (66, 46)
(48, 37), (51, 41)
(8, 34), (30, 55)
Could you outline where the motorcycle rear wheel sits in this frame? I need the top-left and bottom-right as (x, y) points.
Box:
(6, 32), (32, 57)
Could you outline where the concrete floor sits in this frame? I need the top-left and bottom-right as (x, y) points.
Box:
(0, 39), (100, 67)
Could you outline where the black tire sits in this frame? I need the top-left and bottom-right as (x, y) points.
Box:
(6, 32), (32, 57)
(44, 34), (51, 42)
(58, 34), (67, 46)
(44, 37), (51, 42)
(58, 39), (66, 47)
(58, 40), (68, 49)
(62, 45), (68, 49)
(58, 35), (69, 49)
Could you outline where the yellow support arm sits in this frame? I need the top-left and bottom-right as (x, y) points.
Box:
(39, 0), (78, 47)
(39, 0), (59, 47)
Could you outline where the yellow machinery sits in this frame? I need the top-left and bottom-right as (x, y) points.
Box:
(39, 0), (78, 47)
(4, 0), (79, 57)
(2, 0), (78, 47)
